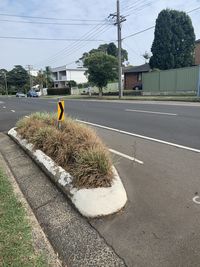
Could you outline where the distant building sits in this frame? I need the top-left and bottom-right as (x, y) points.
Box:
(195, 39), (200, 65)
(30, 69), (39, 77)
(51, 66), (88, 88)
(123, 63), (150, 90)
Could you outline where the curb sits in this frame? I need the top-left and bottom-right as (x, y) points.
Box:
(8, 128), (127, 218)
(0, 152), (62, 267)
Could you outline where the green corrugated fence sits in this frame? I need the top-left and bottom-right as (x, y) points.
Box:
(143, 66), (200, 95)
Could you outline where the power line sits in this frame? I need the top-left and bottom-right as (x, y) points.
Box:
(0, 18), (107, 26)
(122, 0), (147, 12)
(37, 25), (110, 65)
(34, 23), (112, 66)
(0, 13), (104, 22)
(123, 40), (143, 59)
(43, 25), (113, 66)
(36, 24), (109, 64)
(120, 0), (141, 11)
(123, 26), (155, 40)
(123, 0), (156, 16)
(0, 36), (108, 41)
(113, 0), (142, 16)
(187, 6), (200, 14)
(123, 6), (200, 40)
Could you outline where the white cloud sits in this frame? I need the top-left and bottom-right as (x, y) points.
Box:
(0, 0), (199, 70)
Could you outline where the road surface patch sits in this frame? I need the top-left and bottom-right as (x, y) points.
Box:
(109, 148), (143, 164)
(76, 119), (200, 154)
(125, 109), (177, 116)
(8, 127), (127, 218)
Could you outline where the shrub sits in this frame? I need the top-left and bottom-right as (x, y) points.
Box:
(16, 113), (113, 189)
(47, 87), (71, 95)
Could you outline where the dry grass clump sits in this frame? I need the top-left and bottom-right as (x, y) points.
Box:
(16, 112), (113, 189)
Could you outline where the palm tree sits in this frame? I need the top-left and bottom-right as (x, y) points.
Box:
(36, 70), (46, 89)
(44, 66), (53, 88)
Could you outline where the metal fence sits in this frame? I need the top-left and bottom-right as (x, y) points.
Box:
(143, 66), (200, 95)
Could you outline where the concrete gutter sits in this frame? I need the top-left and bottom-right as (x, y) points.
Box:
(8, 127), (127, 218)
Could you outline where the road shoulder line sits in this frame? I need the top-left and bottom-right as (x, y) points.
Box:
(76, 119), (200, 154)
(109, 148), (143, 164)
(125, 109), (177, 116)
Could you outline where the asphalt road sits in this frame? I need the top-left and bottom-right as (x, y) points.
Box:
(1, 96), (200, 266)
(0, 96), (200, 149)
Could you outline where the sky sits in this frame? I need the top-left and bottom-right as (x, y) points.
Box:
(0, 0), (200, 71)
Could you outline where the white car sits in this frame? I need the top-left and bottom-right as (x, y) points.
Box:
(36, 91), (42, 97)
(16, 92), (26, 97)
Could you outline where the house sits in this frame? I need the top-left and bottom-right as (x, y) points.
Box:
(195, 39), (200, 65)
(51, 66), (88, 88)
(123, 63), (150, 90)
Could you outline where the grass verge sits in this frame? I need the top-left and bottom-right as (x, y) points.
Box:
(16, 113), (113, 189)
(41, 95), (200, 102)
(0, 168), (47, 267)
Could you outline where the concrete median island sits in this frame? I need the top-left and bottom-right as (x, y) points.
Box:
(8, 113), (127, 217)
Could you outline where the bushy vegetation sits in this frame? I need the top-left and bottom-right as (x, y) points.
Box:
(16, 113), (113, 189)
(150, 9), (195, 70)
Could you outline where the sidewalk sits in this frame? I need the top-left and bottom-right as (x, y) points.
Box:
(0, 133), (126, 267)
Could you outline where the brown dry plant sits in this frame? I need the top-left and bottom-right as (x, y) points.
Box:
(16, 112), (114, 189)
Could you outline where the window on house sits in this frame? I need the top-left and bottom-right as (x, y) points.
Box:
(138, 73), (142, 81)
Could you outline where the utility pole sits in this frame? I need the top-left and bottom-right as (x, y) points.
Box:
(197, 65), (200, 97)
(4, 72), (8, 97)
(27, 65), (33, 91)
(117, 0), (122, 99)
(109, 0), (126, 99)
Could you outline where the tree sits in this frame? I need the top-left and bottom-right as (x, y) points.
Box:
(84, 52), (118, 97)
(107, 42), (117, 57)
(77, 42), (128, 66)
(67, 80), (77, 88)
(142, 51), (151, 63)
(0, 69), (8, 93)
(7, 65), (29, 91)
(149, 9), (195, 70)
(44, 66), (53, 88)
(35, 70), (46, 89)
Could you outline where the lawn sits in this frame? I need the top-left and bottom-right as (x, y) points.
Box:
(0, 168), (47, 267)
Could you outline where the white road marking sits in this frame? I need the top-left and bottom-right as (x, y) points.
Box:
(11, 110), (15, 113)
(193, 196), (200, 204)
(3, 106), (6, 109)
(109, 148), (143, 164)
(76, 119), (200, 154)
(125, 109), (177, 116)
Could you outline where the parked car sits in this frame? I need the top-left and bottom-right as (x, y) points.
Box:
(16, 92), (26, 97)
(27, 90), (38, 97)
(133, 83), (143, 90)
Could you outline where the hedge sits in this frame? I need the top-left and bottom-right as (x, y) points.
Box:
(82, 90), (142, 96)
(47, 87), (71, 95)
